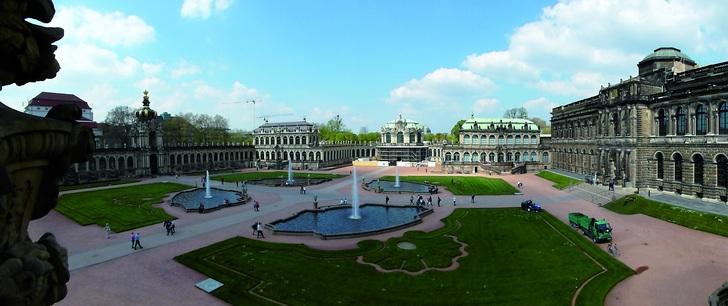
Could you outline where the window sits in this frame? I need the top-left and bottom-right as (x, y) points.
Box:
(507, 136), (514, 145)
(498, 136), (505, 145)
(696, 105), (707, 135)
(540, 152), (547, 162)
(613, 113), (620, 136)
(531, 136), (537, 144)
(515, 135), (522, 144)
(386, 133), (391, 143)
(656, 152), (664, 179)
(720, 103), (728, 135)
(489, 153), (495, 162)
(397, 132), (404, 143)
(453, 152), (460, 161)
(463, 135), (471, 144)
(445, 153), (452, 161)
(694, 154), (704, 185)
(718, 155), (728, 188)
(463, 152), (471, 162)
(409, 132), (416, 143)
(674, 153), (683, 182)
(658, 109), (667, 136)
(489, 136), (496, 145)
(676, 107), (686, 135)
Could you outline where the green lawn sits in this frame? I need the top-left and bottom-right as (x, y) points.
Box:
(377, 175), (518, 195)
(175, 208), (632, 305)
(59, 179), (141, 192)
(536, 171), (583, 189)
(209, 171), (345, 183)
(55, 182), (191, 232)
(604, 195), (728, 237)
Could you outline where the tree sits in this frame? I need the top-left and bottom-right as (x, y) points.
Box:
(503, 107), (528, 119)
(104, 106), (137, 126)
(450, 119), (466, 144)
(529, 117), (551, 134)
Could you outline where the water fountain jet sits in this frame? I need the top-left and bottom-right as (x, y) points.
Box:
(350, 166), (361, 219)
(205, 170), (212, 198)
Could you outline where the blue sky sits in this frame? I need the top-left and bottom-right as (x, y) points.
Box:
(4, 0), (728, 133)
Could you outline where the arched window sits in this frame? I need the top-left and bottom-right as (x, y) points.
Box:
(515, 152), (521, 162)
(718, 154), (728, 188)
(515, 135), (522, 144)
(656, 152), (664, 179)
(541, 152), (548, 162)
(453, 152), (460, 161)
(489, 153), (495, 162)
(506, 152), (513, 161)
(674, 153), (683, 181)
(506, 136), (514, 144)
(463, 152), (471, 162)
(694, 154), (704, 185)
(720, 103), (728, 135)
(658, 109), (667, 136)
(676, 107), (686, 135)
(397, 132), (404, 143)
(409, 132), (415, 143)
(498, 136), (505, 145)
(463, 135), (471, 144)
(489, 136), (496, 145)
(480, 136), (487, 145)
(445, 152), (452, 161)
(472, 152), (479, 162)
(385, 133), (391, 143)
(696, 105), (707, 135)
(522, 151), (529, 161)
(498, 153), (504, 162)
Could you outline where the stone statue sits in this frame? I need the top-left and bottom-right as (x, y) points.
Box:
(0, 0), (93, 304)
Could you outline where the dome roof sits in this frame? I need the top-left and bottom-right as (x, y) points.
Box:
(639, 47), (695, 65)
(135, 90), (158, 121)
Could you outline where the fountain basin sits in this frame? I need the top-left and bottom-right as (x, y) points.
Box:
(268, 204), (433, 239)
(170, 188), (247, 213)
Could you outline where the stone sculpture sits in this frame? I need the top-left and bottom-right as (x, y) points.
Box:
(0, 0), (94, 304)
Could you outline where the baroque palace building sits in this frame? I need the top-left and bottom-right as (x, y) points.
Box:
(551, 47), (728, 202)
(376, 115), (429, 164)
(253, 118), (377, 170)
(429, 114), (551, 174)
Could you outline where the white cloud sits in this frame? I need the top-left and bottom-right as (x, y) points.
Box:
(170, 60), (201, 78)
(56, 43), (141, 78)
(472, 99), (499, 114)
(53, 6), (154, 47)
(387, 68), (496, 104)
(522, 97), (558, 119)
(181, 0), (234, 19)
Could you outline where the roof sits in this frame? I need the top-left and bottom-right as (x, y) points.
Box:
(28, 92), (92, 110)
(639, 47), (696, 65)
(461, 118), (539, 131)
(256, 120), (316, 133)
(381, 116), (424, 130)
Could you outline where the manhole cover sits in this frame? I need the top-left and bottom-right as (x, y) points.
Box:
(397, 242), (416, 250)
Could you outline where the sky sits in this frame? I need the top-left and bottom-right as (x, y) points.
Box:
(3, 0), (728, 133)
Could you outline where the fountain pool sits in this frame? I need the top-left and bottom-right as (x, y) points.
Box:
(268, 204), (433, 239)
(170, 188), (246, 212)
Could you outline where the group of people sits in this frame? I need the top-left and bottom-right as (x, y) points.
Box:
(410, 194), (435, 207)
(251, 222), (265, 238)
(163, 219), (176, 235)
(300, 185), (307, 194)
(130, 232), (143, 250)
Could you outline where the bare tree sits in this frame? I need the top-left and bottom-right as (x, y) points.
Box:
(503, 107), (528, 119)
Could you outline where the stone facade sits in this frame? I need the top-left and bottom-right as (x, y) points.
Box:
(377, 115), (428, 163)
(432, 115), (551, 173)
(551, 47), (728, 202)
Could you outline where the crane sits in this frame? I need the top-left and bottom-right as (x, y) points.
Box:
(222, 100), (260, 129)
(257, 113), (295, 124)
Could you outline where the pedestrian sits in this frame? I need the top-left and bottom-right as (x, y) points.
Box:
(221, 177), (224, 185)
(236, 181), (239, 187)
(198, 202), (205, 214)
(130, 232), (135, 249)
(517, 181), (521, 188)
(425, 168), (428, 173)
(256, 222), (265, 238)
(134, 232), (143, 250)
(385, 195), (389, 205)
(471, 193), (475, 203)
(164, 220), (171, 235)
(437, 196), (441, 207)
(453, 197), (457, 206)
(254, 201), (260, 211)
(428, 196), (432, 207)
(410, 195), (414, 205)
(104, 223), (111, 239)
(251, 222), (258, 236)
(300, 185), (304, 194)
(170, 220), (176, 235)
(303, 186), (306, 194)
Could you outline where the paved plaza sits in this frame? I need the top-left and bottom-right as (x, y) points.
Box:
(28, 166), (728, 306)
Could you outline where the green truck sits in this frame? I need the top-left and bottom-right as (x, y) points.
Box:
(568, 212), (613, 243)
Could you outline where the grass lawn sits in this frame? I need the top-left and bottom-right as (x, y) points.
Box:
(208, 171), (345, 183)
(175, 208), (632, 305)
(55, 182), (191, 232)
(536, 171), (583, 189)
(604, 195), (728, 237)
(377, 175), (518, 195)
(59, 179), (141, 192)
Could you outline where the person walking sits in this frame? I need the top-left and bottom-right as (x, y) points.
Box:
(134, 232), (143, 250)
(437, 196), (441, 207)
(130, 232), (135, 249)
(251, 222), (258, 236)
(254, 201), (260, 211)
(410, 195), (414, 205)
(453, 197), (457, 206)
(256, 222), (265, 238)
(104, 223), (111, 239)
(471, 193), (475, 203)
(385, 195), (389, 205)
(303, 186), (306, 194)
